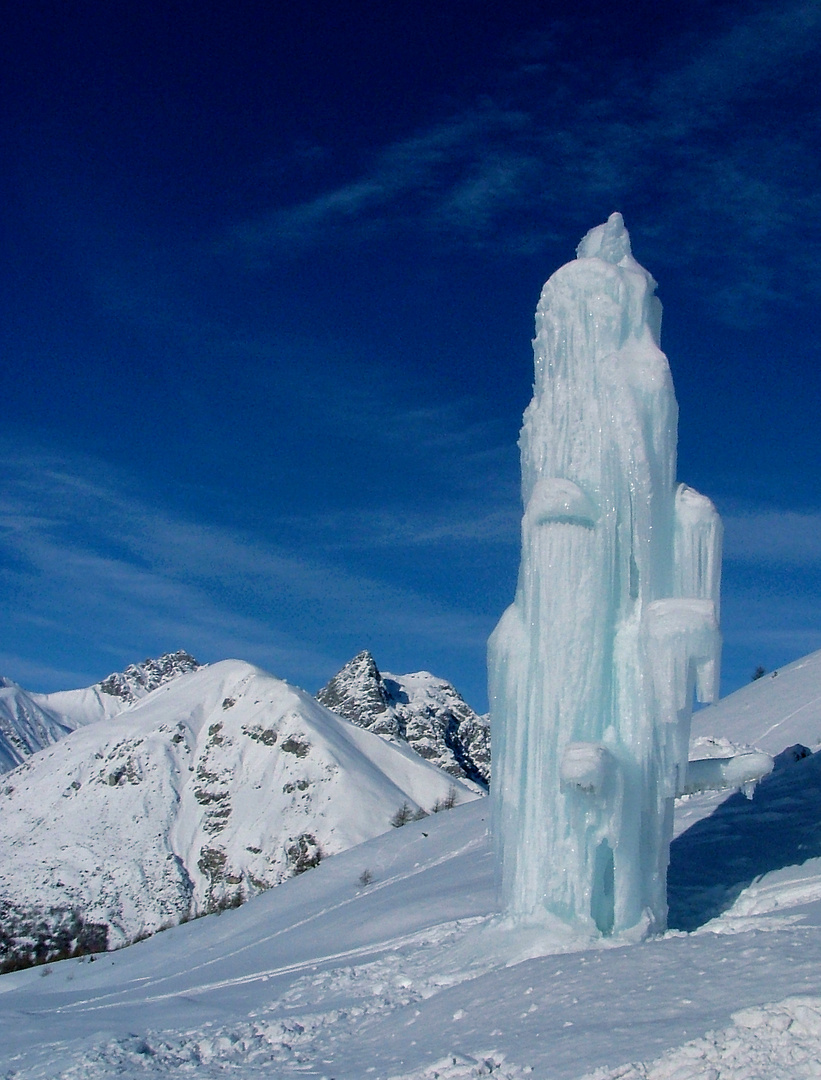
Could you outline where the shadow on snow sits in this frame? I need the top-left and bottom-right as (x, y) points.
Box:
(668, 746), (821, 931)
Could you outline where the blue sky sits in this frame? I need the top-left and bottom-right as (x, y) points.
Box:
(3, 0), (821, 709)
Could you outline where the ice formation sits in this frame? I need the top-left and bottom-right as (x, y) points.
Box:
(489, 213), (724, 935)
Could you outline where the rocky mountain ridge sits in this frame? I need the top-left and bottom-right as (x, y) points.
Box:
(317, 650), (490, 787)
(0, 679), (72, 773)
(97, 650), (201, 703)
(0, 660), (478, 970)
(0, 652), (204, 775)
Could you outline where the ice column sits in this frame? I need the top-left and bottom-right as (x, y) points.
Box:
(489, 213), (722, 935)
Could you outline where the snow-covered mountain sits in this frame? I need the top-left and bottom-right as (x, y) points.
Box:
(31, 649), (202, 727)
(0, 678), (72, 773)
(94, 649), (201, 704)
(317, 650), (490, 787)
(0, 651), (202, 774)
(3, 649), (821, 1079)
(0, 659), (477, 966)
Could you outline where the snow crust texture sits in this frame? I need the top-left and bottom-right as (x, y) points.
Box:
(0, 660), (476, 964)
(490, 213), (723, 934)
(318, 650), (490, 787)
(391, 995), (821, 1080)
(582, 997), (821, 1080)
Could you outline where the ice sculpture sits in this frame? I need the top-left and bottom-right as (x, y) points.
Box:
(489, 213), (725, 936)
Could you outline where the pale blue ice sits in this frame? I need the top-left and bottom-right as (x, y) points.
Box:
(490, 213), (724, 935)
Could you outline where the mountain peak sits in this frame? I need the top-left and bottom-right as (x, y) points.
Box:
(98, 650), (201, 703)
(317, 653), (490, 786)
(316, 650), (393, 730)
(0, 660), (474, 965)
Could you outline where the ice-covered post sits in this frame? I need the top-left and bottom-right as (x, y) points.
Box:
(489, 213), (723, 936)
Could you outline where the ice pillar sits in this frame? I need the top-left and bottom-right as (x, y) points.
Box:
(489, 213), (722, 935)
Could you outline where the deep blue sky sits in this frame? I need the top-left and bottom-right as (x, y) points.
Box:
(3, 0), (821, 709)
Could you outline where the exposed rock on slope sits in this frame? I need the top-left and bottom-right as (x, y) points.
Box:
(317, 651), (490, 787)
(96, 650), (201, 703)
(317, 651), (393, 730)
(0, 660), (477, 967)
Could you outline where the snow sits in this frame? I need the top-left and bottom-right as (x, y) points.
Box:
(581, 998), (821, 1080)
(489, 213), (723, 934)
(2, 648), (821, 1077)
(3, 669), (821, 1080)
(28, 651), (202, 730)
(692, 646), (821, 754)
(0, 653), (203, 774)
(0, 678), (72, 771)
(0, 660), (478, 955)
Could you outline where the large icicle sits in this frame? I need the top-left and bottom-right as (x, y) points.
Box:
(489, 213), (723, 935)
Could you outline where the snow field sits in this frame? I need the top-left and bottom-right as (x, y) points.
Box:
(4, 650), (821, 1076)
(582, 996), (821, 1080)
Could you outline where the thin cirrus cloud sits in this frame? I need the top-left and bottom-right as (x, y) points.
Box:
(224, 1), (821, 317)
(723, 512), (821, 567)
(647, 0), (821, 126)
(0, 448), (494, 691)
(227, 105), (533, 258)
(287, 503), (520, 553)
(1, 493), (330, 689)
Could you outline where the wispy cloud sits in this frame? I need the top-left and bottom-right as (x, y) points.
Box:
(723, 512), (821, 566)
(0, 445), (498, 694)
(284, 502), (520, 553)
(225, 0), (821, 320)
(227, 104), (534, 258)
(6, 447), (821, 703)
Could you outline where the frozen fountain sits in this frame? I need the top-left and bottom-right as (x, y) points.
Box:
(489, 213), (745, 936)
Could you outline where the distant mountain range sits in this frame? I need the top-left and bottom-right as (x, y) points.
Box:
(0, 678), (73, 773)
(0, 652), (483, 970)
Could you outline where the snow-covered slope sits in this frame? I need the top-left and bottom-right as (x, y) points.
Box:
(692, 647), (821, 754)
(0, 660), (477, 961)
(0, 678), (72, 772)
(317, 650), (490, 786)
(0, 652), (203, 774)
(4, 651), (821, 1078)
(2, 676), (821, 1080)
(29, 649), (201, 730)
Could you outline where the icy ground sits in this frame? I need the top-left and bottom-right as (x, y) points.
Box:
(4, 651), (821, 1078)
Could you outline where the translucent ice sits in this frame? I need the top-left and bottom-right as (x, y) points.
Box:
(489, 213), (723, 935)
